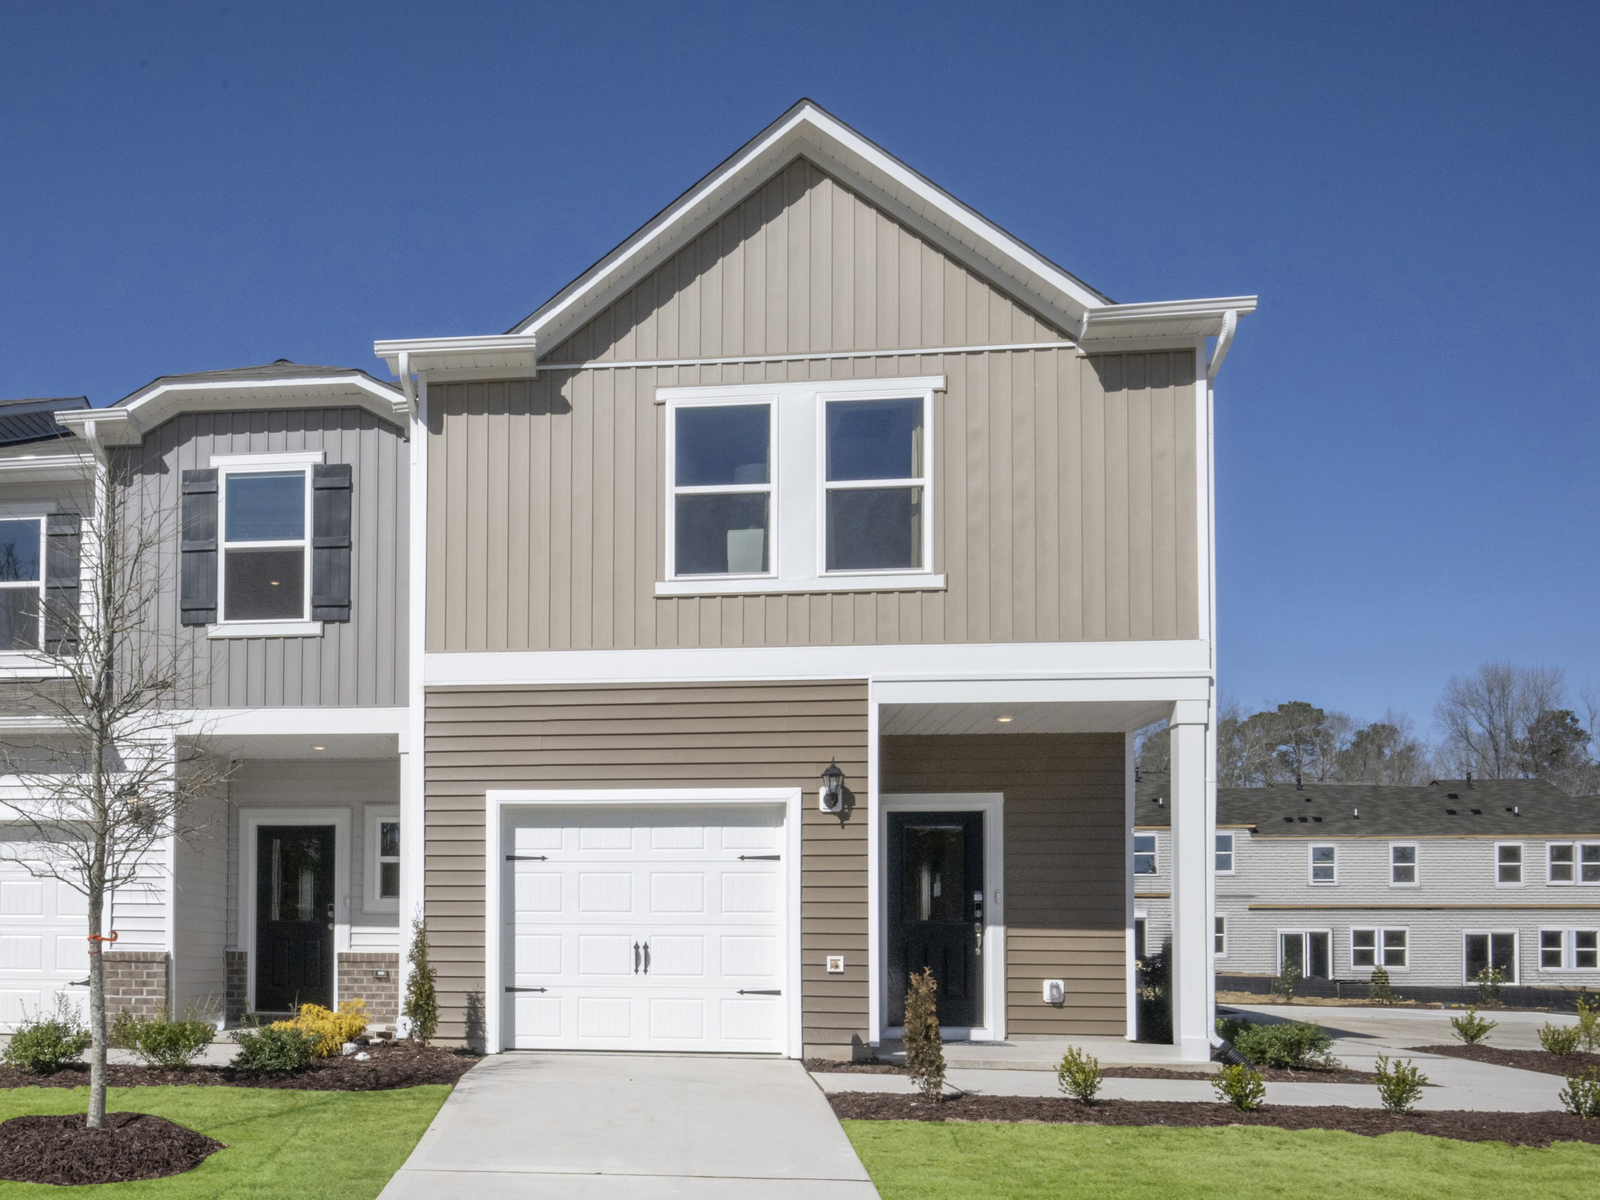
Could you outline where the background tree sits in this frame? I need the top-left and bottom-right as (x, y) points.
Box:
(0, 460), (225, 1129)
(1335, 713), (1431, 784)
(1435, 662), (1595, 788)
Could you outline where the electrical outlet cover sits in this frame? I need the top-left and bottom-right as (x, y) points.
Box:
(826, 955), (845, 974)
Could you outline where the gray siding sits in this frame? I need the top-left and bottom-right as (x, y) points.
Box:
(124, 408), (408, 708)
(423, 681), (869, 1055)
(172, 792), (230, 1018)
(883, 733), (1127, 1036)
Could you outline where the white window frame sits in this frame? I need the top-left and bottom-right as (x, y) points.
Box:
(1552, 841), (1600, 886)
(817, 389), (936, 580)
(1214, 913), (1227, 957)
(0, 516), (46, 654)
(1539, 927), (1600, 972)
(1133, 832), (1157, 875)
(1351, 926), (1409, 971)
(1389, 842), (1419, 888)
(364, 806), (400, 915)
(663, 394), (779, 584)
(1276, 928), (1334, 979)
(211, 452), (323, 633)
(1215, 831), (1235, 875)
(1308, 843), (1337, 885)
(1463, 929), (1518, 984)
(1495, 841), (1524, 887)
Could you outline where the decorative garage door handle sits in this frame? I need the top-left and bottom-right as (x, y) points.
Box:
(738, 854), (780, 861)
(504, 986), (547, 993)
(634, 942), (641, 973)
(737, 989), (781, 995)
(643, 942), (650, 974)
(506, 854), (548, 861)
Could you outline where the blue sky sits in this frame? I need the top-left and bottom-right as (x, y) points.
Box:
(2, 2), (1596, 735)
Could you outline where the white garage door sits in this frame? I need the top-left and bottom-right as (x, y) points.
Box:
(0, 864), (89, 1030)
(501, 804), (788, 1053)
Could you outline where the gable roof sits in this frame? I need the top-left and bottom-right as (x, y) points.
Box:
(377, 100), (1255, 379)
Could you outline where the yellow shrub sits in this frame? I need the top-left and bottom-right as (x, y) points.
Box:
(271, 999), (368, 1058)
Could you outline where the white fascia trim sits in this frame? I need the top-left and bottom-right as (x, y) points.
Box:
(656, 376), (946, 403)
(549, 345), (1068, 373)
(176, 707), (409, 737)
(655, 574), (945, 598)
(1088, 297), (1259, 324)
(424, 640), (1213, 688)
(206, 621), (324, 640)
(65, 378), (408, 441)
(210, 451), (326, 469)
(0, 452), (93, 479)
(373, 335), (539, 379)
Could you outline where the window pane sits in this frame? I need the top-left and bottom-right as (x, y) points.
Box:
(1311, 845), (1335, 881)
(1214, 916), (1226, 955)
(1464, 933), (1489, 981)
(1216, 834), (1233, 872)
(675, 405), (769, 486)
(1542, 930), (1565, 969)
(380, 821), (400, 858)
(1383, 929), (1407, 967)
(0, 588), (39, 650)
(1352, 929), (1375, 967)
(1551, 844), (1575, 882)
(826, 397), (923, 481)
(901, 825), (965, 923)
(1577, 931), (1598, 969)
(1491, 933), (1516, 981)
(1583, 844), (1600, 884)
(1498, 845), (1521, 883)
(1133, 835), (1155, 875)
(224, 547), (305, 620)
(379, 861), (400, 900)
(674, 494), (769, 575)
(0, 520), (40, 583)
(1392, 845), (1415, 865)
(226, 472), (305, 542)
(1392, 845), (1416, 884)
(826, 487), (921, 570)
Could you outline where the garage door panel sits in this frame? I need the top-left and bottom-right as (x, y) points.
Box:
(647, 935), (704, 977)
(721, 873), (777, 914)
(0, 882), (42, 916)
(578, 873), (632, 912)
(514, 873), (563, 912)
(514, 934), (562, 975)
(649, 873), (705, 913)
(578, 934), (635, 976)
(578, 996), (631, 1038)
(649, 997), (704, 1040)
(721, 935), (778, 979)
(721, 997), (778, 1042)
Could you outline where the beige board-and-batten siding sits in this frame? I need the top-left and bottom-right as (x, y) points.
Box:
(425, 158), (1200, 654)
(423, 680), (869, 1056)
(881, 732), (1127, 1037)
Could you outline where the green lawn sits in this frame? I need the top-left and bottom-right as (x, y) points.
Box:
(0, 1085), (449, 1198)
(844, 1120), (1600, 1200)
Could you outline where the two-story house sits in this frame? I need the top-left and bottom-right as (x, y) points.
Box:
(375, 100), (1252, 1061)
(1135, 775), (1600, 994)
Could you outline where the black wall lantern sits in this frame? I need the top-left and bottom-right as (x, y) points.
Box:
(819, 759), (845, 813)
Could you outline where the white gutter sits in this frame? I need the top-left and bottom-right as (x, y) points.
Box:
(1205, 309), (1239, 382)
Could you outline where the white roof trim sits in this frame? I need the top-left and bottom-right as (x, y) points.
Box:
(373, 334), (539, 379)
(59, 375), (408, 442)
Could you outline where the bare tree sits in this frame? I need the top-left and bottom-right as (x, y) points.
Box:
(0, 459), (226, 1128)
(1336, 711), (1431, 784)
(1435, 662), (1568, 780)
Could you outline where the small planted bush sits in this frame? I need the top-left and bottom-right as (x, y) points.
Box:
(1577, 993), (1600, 1054)
(1270, 962), (1301, 1004)
(903, 967), (945, 1103)
(1373, 1054), (1428, 1113)
(1472, 966), (1506, 1007)
(1560, 1067), (1600, 1119)
(1368, 966), (1395, 1005)
(2, 996), (90, 1075)
(1539, 1022), (1583, 1057)
(1212, 1063), (1266, 1111)
(404, 916), (439, 1045)
(1231, 1021), (1336, 1070)
(1056, 1046), (1103, 1106)
(1216, 1015), (1253, 1044)
(272, 999), (368, 1058)
(1450, 1007), (1496, 1045)
(110, 1008), (215, 1069)
(231, 1023), (318, 1073)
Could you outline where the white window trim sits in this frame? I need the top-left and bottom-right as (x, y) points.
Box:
(1538, 927), (1600, 972)
(364, 805), (400, 915)
(816, 388), (936, 581)
(1133, 832), (1158, 876)
(1215, 831), (1235, 876)
(654, 378), (948, 598)
(1495, 841), (1525, 888)
(664, 393), (779, 584)
(1214, 912), (1227, 958)
(1389, 841), (1419, 888)
(1463, 929), (1519, 985)
(1548, 842), (1576, 886)
(1308, 843), (1337, 886)
(1350, 926), (1410, 972)
(1276, 928), (1334, 978)
(0, 516), (47, 654)
(214, 461), (316, 627)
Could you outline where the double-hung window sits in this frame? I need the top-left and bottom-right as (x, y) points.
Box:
(668, 402), (774, 578)
(367, 809), (400, 912)
(822, 395), (929, 573)
(1390, 843), (1418, 886)
(1309, 844), (1337, 884)
(0, 519), (43, 651)
(1215, 833), (1235, 874)
(219, 468), (311, 622)
(1496, 843), (1523, 886)
(1214, 915), (1227, 956)
(1541, 929), (1599, 970)
(1352, 927), (1408, 969)
(1549, 842), (1600, 885)
(1133, 834), (1157, 875)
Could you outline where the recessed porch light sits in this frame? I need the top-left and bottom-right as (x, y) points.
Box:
(312, 745), (325, 751)
(996, 715), (1013, 723)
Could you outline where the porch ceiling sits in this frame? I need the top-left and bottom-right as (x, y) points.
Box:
(202, 733), (399, 760)
(880, 700), (1170, 737)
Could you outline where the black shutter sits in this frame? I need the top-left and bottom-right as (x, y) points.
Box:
(310, 463), (352, 622)
(44, 513), (81, 655)
(180, 469), (218, 626)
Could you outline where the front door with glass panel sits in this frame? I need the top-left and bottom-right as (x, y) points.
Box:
(1280, 930), (1330, 979)
(888, 812), (984, 1028)
(255, 826), (335, 1011)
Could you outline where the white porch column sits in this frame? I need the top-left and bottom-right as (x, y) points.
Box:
(1169, 700), (1213, 1062)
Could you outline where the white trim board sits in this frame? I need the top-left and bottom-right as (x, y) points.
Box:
(240, 807), (352, 1015)
(482, 787), (804, 1058)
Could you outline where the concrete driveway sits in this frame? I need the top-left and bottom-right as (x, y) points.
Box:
(379, 1052), (879, 1199)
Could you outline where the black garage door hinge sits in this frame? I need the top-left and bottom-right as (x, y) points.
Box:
(737, 989), (781, 995)
(504, 986), (548, 993)
(505, 855), (548, 861)
(738, 854), (780, 861)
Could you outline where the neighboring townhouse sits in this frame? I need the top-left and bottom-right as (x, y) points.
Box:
(1135, 774), (1600, 993)
(375, 100), (1253, 1061)
(0, 363), (411, 1030)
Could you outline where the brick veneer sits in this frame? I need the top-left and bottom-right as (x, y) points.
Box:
(103, 951), (169, 1019)
(336, 953), (400, 1029)
(225, 950), (249, 1025)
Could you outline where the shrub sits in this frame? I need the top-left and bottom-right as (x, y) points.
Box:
(1212, 1063), (1265, 1111)
(1368, 966), (1395, 1005)
(404, 917), (439, 1046)
(1450, 1007), (1496, 1045)
(1270, 962), (1301, 1004)
(1231, 1021), (1336, 1070)
(1373, 1054), (1428, 1113)
(231, 1023), (317, 1073)
(1560, 1067), (1600, 1119)
(1472, 966), (1506, 1007)
(1539, 1022), (1583, 1057)
(1575, 993), (1600, 1053)
(1056, 1046), (1103, 1106)
(1, 996), (90, 1075)
(903, 967), (945, 1103)
(1216, 1015), (1253, 1044)
(272, 999), (368, 1058)
(1136, 947), (1171, 1043)
(110, 1008), (215, 1069)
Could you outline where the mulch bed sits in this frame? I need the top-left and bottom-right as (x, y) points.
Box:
(0, 1112), (224, 1185)
(0, 1041), (480, 1092)
(1414, 1044), (1600, 1078)
(827, 1093), (1599, 1146)
(805, 1059), (1380, 1083)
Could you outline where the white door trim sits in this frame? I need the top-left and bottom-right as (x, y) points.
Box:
(879, 792), (1006, 1043)
(240, 807), (352, 1014)
(484, 787), (804, 1057)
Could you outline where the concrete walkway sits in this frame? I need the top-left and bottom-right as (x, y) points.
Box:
(379, 1052), (879, 1199)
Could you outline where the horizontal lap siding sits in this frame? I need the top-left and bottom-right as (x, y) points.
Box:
(881, 733), (1126, 1036)
(424, 681), (869, 1054)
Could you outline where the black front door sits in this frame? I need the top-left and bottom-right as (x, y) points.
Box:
(256, 825), (335, 1012)
(888, 812), (984, 1028)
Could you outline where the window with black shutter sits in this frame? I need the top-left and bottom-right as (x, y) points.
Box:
(310, 464), (352, 622)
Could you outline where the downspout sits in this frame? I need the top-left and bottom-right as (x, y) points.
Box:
(1205, 309), (1238, 382)
(1202, 311), (1234, 1047)
(397, 352), (417, 420)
